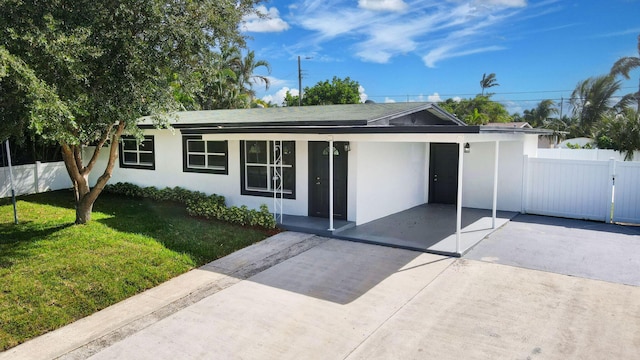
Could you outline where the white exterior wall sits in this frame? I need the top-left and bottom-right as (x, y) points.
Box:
(87, 130), (309, 216)
(353, 142), (426, 225)
(86, 129), (533, 224)
(461, 140), (526, 212)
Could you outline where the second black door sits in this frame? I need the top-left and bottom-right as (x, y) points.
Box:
(308, 141), (348, 219)
(429, 143), (459, 204)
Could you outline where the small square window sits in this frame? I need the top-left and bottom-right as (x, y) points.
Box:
(119, 136), (155, 170)
(183, 136), (228, 175)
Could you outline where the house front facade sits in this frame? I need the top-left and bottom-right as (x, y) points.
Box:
(87, 103), (542, 229)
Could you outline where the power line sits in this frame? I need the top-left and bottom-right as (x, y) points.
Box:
(367, 86), (638, 100)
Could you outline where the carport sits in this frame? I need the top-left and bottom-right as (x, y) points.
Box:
(280, 204), (518, 257)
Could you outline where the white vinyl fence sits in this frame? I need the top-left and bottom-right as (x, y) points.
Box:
(523, 156), (640, 224)
(0, 161), (71, 198)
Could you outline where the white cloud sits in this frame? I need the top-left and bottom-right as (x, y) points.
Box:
(242, 5), (289, 33)
(262, 87), (298, 107)
(427, 93), (442, 102)
(358, 0), (408, 12)
(359, 85), (368, 103)
(384, 97), (397, 103)
(288, 0), (534, 66)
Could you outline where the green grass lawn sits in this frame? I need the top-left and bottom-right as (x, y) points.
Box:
(0, 190), (272, 351)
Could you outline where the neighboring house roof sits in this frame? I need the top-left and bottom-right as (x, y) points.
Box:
(139, 103), (551, 135)
(484, 122), (533, 129)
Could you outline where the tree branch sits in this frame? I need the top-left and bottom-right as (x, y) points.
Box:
(82, 124), (114, 175)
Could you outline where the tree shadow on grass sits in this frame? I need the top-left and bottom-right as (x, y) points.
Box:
(8, 189), (76, 209)
(0, 222), (74, 268)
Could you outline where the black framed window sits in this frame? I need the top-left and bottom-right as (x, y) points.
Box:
(182, 136), (228, 174)
(119, 136), (155, 170)
(240, 140), (295, 199)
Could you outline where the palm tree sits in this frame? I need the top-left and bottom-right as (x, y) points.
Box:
(570, 75), (627, 135)
(480, 73), (499, 96)
(610, 34), (640, 110)
(524, 99), (558, 127)
(234, 50), (271, 100)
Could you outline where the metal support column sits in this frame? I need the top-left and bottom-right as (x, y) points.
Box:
(328, 138), (335, 231)
(492, 141), (500, 228)
(455, 140), (464, 254)
(4, 140), (18, 224)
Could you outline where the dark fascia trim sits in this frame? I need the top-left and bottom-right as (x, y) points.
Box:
(479, 128), (556, 135)
(182, 135), (229, 175)
(119, 135), (155, 170)
(180, 125), (481, 135)
(167, 119), (369, 129)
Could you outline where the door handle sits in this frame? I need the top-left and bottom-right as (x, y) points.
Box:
(433, 175), (438, 182)
(316, 176), (321, 185)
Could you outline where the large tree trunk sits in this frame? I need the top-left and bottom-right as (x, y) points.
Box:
(61, 121), (124, 224)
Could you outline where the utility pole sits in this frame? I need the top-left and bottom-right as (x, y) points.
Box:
(297, 56), (312, 106)
(298, 56), (302, 106)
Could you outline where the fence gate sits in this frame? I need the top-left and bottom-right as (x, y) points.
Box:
(612, 161), (640, 224)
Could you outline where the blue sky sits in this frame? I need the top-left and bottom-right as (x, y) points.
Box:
(242, 0), (640, 114)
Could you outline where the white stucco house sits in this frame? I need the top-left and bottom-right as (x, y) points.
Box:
(86, 102), (548, 253)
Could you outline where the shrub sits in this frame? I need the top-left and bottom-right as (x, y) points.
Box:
(104, 183), (274, 229)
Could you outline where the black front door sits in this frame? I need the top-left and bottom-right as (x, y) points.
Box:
(308, 141), (348, 219)
(429, 143), (459, 204)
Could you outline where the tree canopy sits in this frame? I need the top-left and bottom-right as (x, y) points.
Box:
(0, 0), (262, 223)
(284, 76), (361, 106)
(440, 95), (511, 125)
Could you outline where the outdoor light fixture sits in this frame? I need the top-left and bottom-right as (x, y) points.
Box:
(344, 142), (351, 152)
(464, 143), (471, 153)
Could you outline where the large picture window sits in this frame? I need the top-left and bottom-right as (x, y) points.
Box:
(119, 136), (155, 170)
(240, 140), (295, 199)
(182, 136), (228, 174)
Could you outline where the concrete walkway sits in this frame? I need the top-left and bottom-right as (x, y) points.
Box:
(3, 226), (640, 359)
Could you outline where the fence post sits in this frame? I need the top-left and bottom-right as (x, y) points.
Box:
(521, 155), (529, 214)
(34, 161), (41, 193)
(606, 158), (616, 223)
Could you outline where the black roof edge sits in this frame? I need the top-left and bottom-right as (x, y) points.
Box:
(179, 125), (482, 135)
(141, 120), (369, 129)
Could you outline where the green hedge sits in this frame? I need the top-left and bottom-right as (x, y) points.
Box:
(104, 182), (276, 229)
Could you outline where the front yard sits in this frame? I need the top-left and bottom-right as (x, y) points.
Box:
(0, 190), (271, 351)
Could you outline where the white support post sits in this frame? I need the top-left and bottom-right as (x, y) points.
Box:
(328, 139), (335, 231)
(456, 140), (464, 255)
(492, 141), (500, 229)
(607, 158), (616, 224)
(521, 155), (529, 214)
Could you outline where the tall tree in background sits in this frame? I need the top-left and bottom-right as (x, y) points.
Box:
(522, 99), (558, 127)
(480, 73), (499, 96)
(1, 0), (261, 224)
(440, 95), (511, 125)
(610, 34), (640, 111)
(284, 76), (361, 106)
(235, 50), (271, 100)
(570, 75), (630, 136)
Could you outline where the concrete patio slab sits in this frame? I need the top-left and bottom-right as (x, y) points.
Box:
(466, 214), (640, 286)
(335, 204), (516, 255)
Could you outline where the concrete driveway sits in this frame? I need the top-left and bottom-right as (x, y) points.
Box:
(466, 214), (640, 286)
(3, 224), (640, 360)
